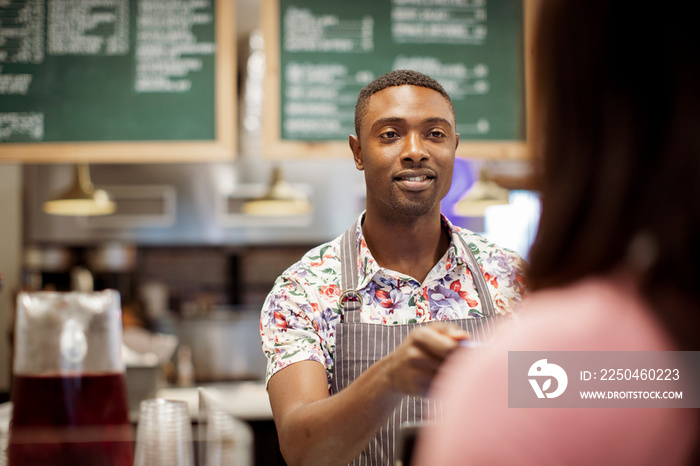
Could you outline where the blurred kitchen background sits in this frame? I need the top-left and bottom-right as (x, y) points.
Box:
(0, 0), (540, 444)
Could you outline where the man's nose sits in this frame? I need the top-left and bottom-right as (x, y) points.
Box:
(402, 132), (429, 162)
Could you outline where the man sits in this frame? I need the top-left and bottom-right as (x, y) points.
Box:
(260, 70), (526, 466)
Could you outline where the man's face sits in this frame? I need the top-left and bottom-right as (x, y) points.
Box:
(350, 85), (459, 221)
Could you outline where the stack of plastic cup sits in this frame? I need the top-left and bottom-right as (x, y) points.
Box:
(134, 398), (194, 466)
(198, 388), (253, 466)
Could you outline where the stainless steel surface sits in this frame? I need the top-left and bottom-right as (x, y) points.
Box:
(23, 161), (365, 246)
(174, 309), (268, 382)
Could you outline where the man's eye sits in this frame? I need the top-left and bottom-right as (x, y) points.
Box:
(380, 131), (399, 139)
(428, 130), (446, 138)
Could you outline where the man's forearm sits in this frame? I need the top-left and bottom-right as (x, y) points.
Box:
(268, 326), (464, 465)
(271, 358), (404, 466)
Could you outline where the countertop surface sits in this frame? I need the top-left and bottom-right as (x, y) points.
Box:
(0, 380), (272, 436)
(155, 381), (272, 421)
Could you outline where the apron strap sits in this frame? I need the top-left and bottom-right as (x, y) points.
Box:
(455, 234), (497, 318)
(339, 219), (497, 320)
(339, 221), (363, 321)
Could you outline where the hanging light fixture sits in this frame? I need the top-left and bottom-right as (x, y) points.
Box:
(42, 163), (116, 216)
(242, 165), (312, 216)
(454, 168), (510, 217)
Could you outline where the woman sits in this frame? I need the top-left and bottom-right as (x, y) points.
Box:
(414, 2), (700, 464)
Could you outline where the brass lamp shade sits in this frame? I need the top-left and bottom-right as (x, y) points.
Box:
(242, 166), (312, 216)
(42, 164), (116, 216)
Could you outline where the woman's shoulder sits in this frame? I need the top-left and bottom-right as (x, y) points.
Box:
(510, 274), (676, 351)
(416, 274), (696, 466)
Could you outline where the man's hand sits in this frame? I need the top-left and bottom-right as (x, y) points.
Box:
(383, 324), (470, 396)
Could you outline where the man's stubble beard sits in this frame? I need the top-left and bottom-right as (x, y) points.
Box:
(386, 187), (440, 219)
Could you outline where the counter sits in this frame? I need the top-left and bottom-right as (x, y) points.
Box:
(0, 381), (281, 466)
(155, 381), (272, 421)
(0, 380), (271, 427)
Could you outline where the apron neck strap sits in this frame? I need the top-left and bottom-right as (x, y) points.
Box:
(455, 234), (496, 317)
(339, 221), (363, 321)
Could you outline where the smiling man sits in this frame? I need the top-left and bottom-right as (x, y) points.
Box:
(260, 70), (526, 466)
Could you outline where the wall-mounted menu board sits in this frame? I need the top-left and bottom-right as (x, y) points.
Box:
(0, 0), (235, 163)
(262, 0), (533, 160)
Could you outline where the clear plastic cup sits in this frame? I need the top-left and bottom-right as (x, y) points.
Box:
(134, 398), (194, 466)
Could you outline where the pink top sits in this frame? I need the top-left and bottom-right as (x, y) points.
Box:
(415, 274), (698, 465)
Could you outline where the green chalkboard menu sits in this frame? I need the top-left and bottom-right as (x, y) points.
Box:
(263, 0), (531, 160)
(0, 0), (235, 162)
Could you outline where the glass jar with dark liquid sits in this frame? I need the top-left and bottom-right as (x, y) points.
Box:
(8, 290), (133, 465)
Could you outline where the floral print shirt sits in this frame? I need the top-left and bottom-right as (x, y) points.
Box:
(260, 213), (527, 388)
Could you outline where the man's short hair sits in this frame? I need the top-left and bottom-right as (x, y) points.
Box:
(354, 69), (456, 137)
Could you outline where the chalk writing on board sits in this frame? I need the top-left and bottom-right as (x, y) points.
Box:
(0, 0), (217, 143)
(278, 0), (524, 142)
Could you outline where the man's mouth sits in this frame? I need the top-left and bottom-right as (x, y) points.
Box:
(398, 175), (429, 182)
(394, 173), (435, 191)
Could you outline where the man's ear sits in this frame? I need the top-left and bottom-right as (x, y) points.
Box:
(349, 134), (364, 170)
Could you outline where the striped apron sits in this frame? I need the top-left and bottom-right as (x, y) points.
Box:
(330, 221), (506, 466)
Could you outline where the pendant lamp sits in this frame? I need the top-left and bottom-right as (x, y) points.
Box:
(42, 163), (116, 216)
(242, 166), (312, 216)
(454, 168), (510, 217)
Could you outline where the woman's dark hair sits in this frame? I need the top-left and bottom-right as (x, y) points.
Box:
(527, 2), (700, 350)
